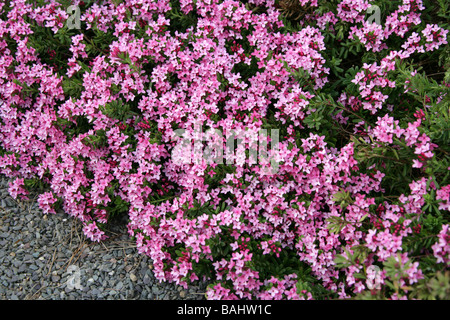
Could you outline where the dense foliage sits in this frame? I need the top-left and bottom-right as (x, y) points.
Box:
(0, 0), (449, 299)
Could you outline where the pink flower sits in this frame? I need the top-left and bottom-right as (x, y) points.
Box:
(432, 224), (450, 265)
(8, 178), (28, 200)
(350, 21), (387, 52)
(82, 221), (107, 242)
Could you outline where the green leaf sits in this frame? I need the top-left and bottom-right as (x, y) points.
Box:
(353, 272), (366, 280)
(359, 214), (369, 223)
(326, 216), (350, 234)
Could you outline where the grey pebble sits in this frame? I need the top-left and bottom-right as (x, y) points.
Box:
(143, 274), (151, 285)
(0, 174), (210, 300)
(5, 198), (14, 207)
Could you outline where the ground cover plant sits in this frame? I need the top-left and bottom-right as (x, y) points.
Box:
(0, 0), (449, 299)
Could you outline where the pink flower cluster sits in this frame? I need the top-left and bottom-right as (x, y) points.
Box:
(351, 62), (395, 114)
(0, 0), (449, 299)
(336, 0), (371, 24)
(432, 224), (450, 266)
(8, 177), (28, 200)
(384, 0), (424, 38)
(350, 21), (387, 52)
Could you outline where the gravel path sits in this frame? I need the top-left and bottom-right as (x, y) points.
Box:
(0, 175), (209, 300)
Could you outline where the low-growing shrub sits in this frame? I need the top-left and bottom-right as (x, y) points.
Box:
(0, 0), (449, 299)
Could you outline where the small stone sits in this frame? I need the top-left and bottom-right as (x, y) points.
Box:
(65, 286), (73, 293)
(127, 289), (135, 298)
(91, 288), (99, 296)
(152, 286), (160, 295)
(179, 290), (186, 298)
(24, 254), (33, 261)
(124, 265), (132, 272)
(130, 273), (137, 282)
(102, 254), (112, 261)
(143, 274), (151, 285)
